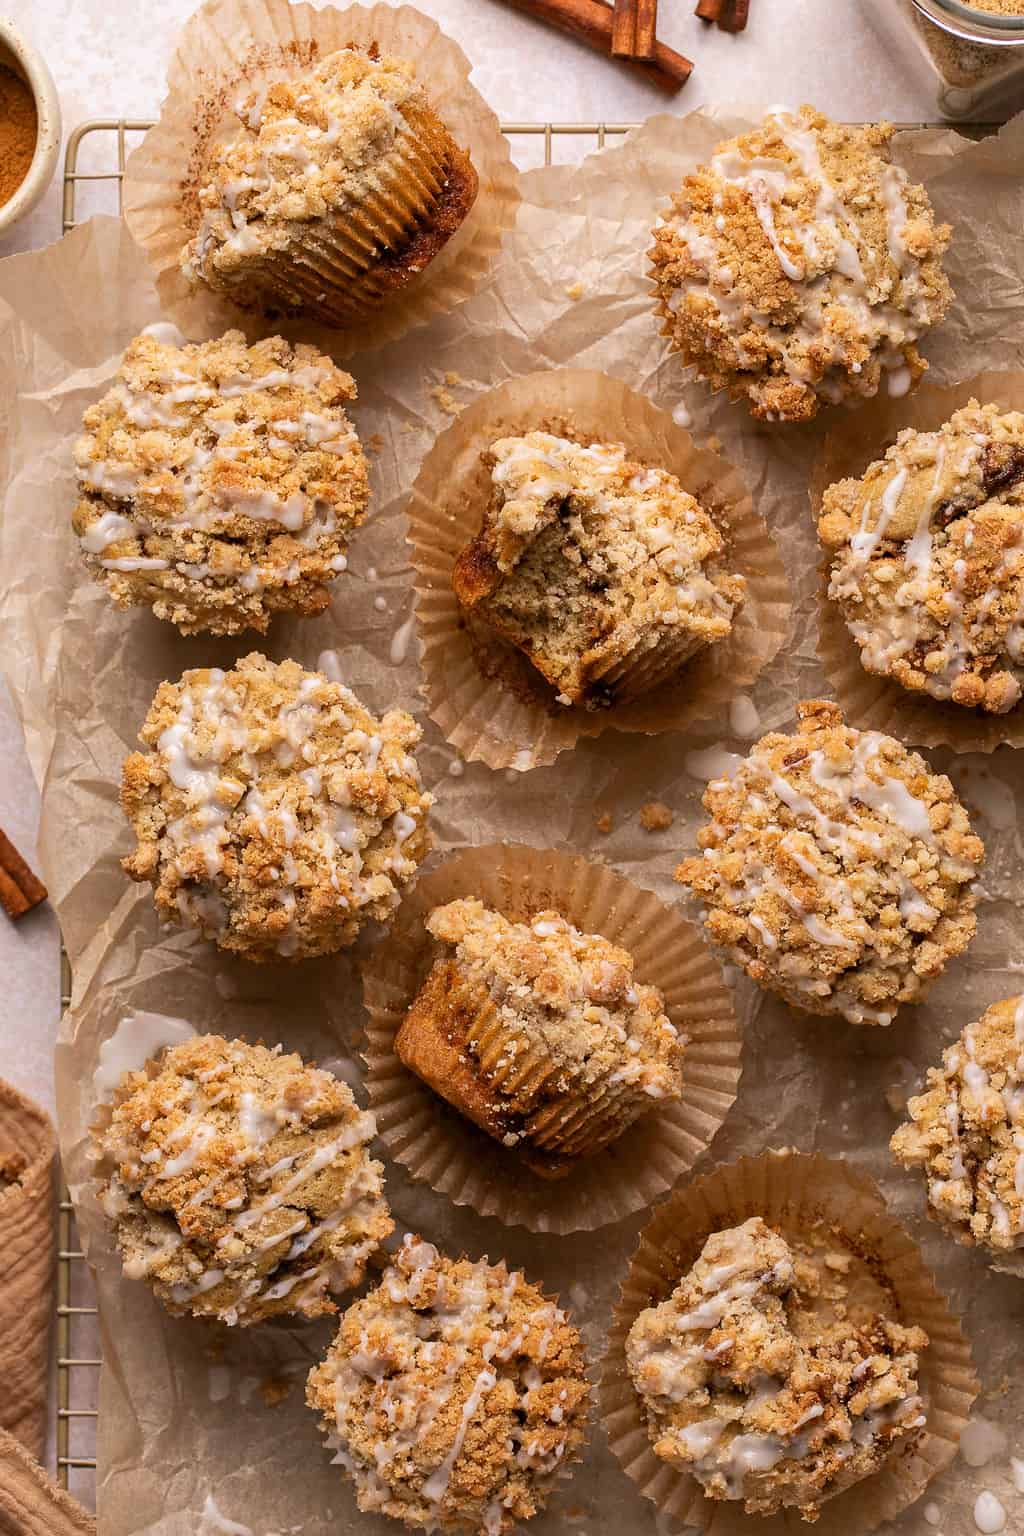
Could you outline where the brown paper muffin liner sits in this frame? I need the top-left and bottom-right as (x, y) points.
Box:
(361, 842), (743, 1233)
(407, 368), (791, 771)
(599, 1149), (979, 1536)
(0, 1078), (57, 1462)
(812, 369), (1024, 754)
(122, 0), (519, 358)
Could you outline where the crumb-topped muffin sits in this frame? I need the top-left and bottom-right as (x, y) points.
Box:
(182, 49), (478, 328)
(452, 431), (746, 709)
(92, 1033), (392, 1325)
(121, 653), (432, 961)
(891, 996), (1024, 1255)
(394, 898), (685, 1177)
(819, 401), (1024, 713)
(306, 1235), (589, 1532)
(626, 1217), (928, 1520)
(72, 325), (368, 635)
(675, 699), (983, 1025)
(651, 106), (952, 422)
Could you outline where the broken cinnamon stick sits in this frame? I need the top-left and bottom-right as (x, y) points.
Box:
(0, 829), (47, 921)
(719, 0), (750, 31)
(611, 0), (637, 56)
(501, 0), (692, 89)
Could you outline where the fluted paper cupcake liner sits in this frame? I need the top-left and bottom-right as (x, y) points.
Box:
(812, 370), (1024, 755)
(0, 1079), (56, 1461)
(361, 842), (743, 1233)
(407, 368), (790, 770)
(599, 1150), (979, 1536)
(123, 0), (519, 358)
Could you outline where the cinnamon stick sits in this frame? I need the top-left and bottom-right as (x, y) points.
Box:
(719, 0), (750, 30)
(694, 0), (724, 19)
(611, 0), (636, 56)
(501, 0), (692, 89)
(0, 828), (47, 921)
(635, 0), (657, 57)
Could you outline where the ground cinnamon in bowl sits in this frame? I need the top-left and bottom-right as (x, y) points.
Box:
(0, 64), (37, 207)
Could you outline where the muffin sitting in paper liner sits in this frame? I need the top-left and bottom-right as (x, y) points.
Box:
(393, 897), (685, 1178)
(306, 1234), (589, 1533)
(626, 1217), (928, 1521)
(650, 106), (952, 423)
(91, 1031), (392, 1325)
(361, 842), (741, 1234)
(72, 325), (368, 636)
(452, 431), (747, 709)
(180, 46), (478, 329)
(120, 652), (432, 962)
(600, 1151), (978, 1536)
(818, 400), (1024, 715)
(891, 995), (1024, 1269)
(675, 699), (983, 1026)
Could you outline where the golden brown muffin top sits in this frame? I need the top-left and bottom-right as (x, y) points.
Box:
(306, 1235), (589, 1532)
(626, 1216), (928, 1520)
(820, 400), (1024, 714)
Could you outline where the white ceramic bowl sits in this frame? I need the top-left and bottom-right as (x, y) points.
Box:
(0, 18), (61, 238)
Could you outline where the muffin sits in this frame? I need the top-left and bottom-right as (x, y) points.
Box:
(675, 699), (983, 1025)
(452, 431), (746, 709)
(394, 897), (685, 1177)
(819, 401), (1024, 713)
(651, 106), (952, 423)
(625, 1216), (929, 1521)
(306, 1235), (589, 1532)
(891, 996), (1024, 1255)
(92, 1033), (392, 1325)
(120, 652), (432, 961)
(72, 325), (368, 636)
(181, 48), (478, 328)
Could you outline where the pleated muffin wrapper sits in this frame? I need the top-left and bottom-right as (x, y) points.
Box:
(360, 841), (743, 1234)
(122, 0), (519, 357)
(812, 369), (1024, 754)
(599, 1150), (979, 1536)
(407, 368), (791, 771)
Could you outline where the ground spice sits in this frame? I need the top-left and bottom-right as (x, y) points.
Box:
(0, 64), (37, 207)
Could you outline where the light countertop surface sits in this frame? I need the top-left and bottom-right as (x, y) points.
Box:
(0, 0), (945, 1115)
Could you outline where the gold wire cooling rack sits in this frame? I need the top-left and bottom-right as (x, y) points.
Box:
(53, 109), (996, 1508)
(54, 113), (640, 1509)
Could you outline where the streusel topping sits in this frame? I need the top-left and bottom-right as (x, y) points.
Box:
(184, 50), (422, 286)
(675, 699), (983, 1024)
(651, 107), (952, 422)
(72, 325), (368, 635)
(892, 995), (1024, 1253)
(626, 1217), (928, 1521)
(307, 1236), (589, 1533)
(93, 1033), (391, 1325)
(121, 653), (432, 961)
(820, 401), (1024, 713)
(426, 897), (683, 1103)
(456, 432), (745, 707)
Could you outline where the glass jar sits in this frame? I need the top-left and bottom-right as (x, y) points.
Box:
(865, 0), (1024, 119)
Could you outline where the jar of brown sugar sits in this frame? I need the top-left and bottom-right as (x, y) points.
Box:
(866, 0), (1024, 118)
(0, 20), (60, 238)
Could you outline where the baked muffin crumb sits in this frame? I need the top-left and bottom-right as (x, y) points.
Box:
(453, 431), (745, 709)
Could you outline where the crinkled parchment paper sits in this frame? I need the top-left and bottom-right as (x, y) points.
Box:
(2, 106), (1024, 1536)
